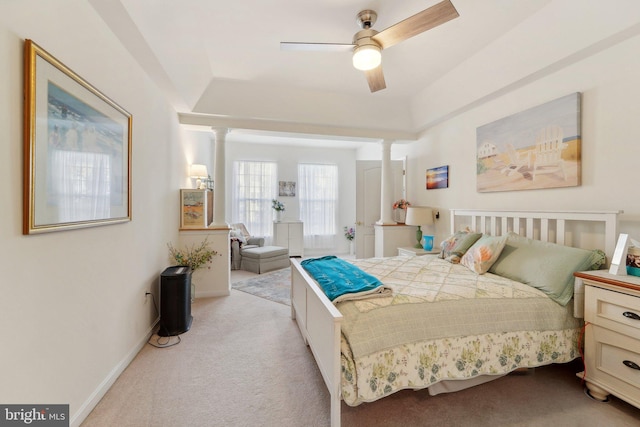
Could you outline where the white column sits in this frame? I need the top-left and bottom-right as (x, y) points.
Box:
(211, 127), (228, 226)
(377, 139), (396, 225)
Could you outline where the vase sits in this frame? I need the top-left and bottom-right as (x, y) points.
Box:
(394, 208), (406, 224)
(191, 282), (195, 303)
(422, 235), (434, 251)
(276, 211), (283, 222)
(349, 241), (354, 255)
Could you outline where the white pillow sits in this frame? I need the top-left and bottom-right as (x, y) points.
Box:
(230, 229), (247, 244)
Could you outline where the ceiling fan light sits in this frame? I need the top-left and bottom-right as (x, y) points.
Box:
(352, 44), (381, 71)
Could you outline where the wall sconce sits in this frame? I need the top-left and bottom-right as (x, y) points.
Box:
(189, 164), (208, 189)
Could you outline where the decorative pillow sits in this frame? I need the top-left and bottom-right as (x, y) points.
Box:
(439, 229), (482, 264)
(460, 234), (508, 274)
(488, 232), (603, 306)
(230, 229), (247, 244)
(587, 249), (607, 270)
(231, 223), (251, 241)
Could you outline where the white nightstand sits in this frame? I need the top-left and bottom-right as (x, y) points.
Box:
(574, 270), (640, 409)
(398, 247), (439, 257)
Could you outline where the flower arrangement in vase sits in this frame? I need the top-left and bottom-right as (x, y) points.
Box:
(344, 226), (356, 254)
(272, 199), (285, 222)
(344, 226), (355, 241)
(392, 199), (411, 223)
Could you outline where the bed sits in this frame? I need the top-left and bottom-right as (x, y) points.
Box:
(290, 209), (620, 427)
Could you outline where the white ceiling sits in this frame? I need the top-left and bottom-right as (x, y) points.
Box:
(88, 0), (555, 146)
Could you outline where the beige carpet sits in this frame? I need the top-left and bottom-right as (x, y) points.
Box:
(81, 290), (640, 427)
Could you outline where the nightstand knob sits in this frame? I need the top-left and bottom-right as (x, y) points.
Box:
(623, 360), (640, 371)
(623, 311), (640, 321)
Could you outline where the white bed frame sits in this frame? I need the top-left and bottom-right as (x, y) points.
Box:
(290, 209), (620, 427)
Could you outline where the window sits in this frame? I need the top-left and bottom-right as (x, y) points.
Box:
(298, 163), (338, 248)
(232, 161), (277, 238)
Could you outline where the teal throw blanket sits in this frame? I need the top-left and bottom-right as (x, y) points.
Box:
(301, 256), (388, 302)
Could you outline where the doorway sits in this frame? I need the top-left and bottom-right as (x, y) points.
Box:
(355, 159), (405, 258)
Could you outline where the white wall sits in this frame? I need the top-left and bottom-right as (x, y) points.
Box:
(356, 142), (411, 163)
(404, 30), (640, 245)
(194, 78), (415, 132)
(180, 128), (214, 189)
(225, 141), (357, 255)
(0, 1), (189, 425)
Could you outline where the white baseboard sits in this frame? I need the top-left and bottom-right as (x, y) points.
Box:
(70, 317), (159, 427)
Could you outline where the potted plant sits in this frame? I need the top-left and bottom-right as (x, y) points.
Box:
(167, 237), (218, 302)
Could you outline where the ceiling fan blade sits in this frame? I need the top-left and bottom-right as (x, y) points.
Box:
(372, 0), (459, 50)
(280, 42), (354, 52)
(365, 65), (386, 93)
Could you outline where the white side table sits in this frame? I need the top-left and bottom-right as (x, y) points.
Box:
(398, 247), (439, 257)
(574, 270), (640, 409)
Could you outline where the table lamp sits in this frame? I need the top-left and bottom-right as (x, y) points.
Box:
(189, 164), (208, 189)
(405, 207), (434, 249)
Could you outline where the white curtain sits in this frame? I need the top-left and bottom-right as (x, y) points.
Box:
(231, 161), (278, 239)
(50, 149), (111, 222)
(298, 163), (337, 249)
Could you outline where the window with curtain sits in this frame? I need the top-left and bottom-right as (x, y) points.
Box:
(298, 163), (338, 249)
(231, 160), (278, 238)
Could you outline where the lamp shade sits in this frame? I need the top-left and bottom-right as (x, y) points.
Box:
(405, 207), (434, 226)
(352, 44), (381, 71)
(189, 164), (208, 178)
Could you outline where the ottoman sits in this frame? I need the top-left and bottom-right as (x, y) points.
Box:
(240, 246), (290, 274)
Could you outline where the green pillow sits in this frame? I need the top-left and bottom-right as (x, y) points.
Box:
(439, 230), (482, 264)
(587, 249), (606, 270)
(488, 232), (602, 305)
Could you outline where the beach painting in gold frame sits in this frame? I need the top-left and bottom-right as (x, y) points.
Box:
(476, 93), (581, 193)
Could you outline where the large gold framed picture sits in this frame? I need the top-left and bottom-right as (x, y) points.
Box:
(23, 40), (132, 234)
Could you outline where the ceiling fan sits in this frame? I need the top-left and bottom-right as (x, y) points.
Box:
(280, 0), (459, 93)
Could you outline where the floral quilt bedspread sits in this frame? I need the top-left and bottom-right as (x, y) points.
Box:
(338, 255), (583, 406)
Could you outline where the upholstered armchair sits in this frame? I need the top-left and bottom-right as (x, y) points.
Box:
(230, 223), (265, 270)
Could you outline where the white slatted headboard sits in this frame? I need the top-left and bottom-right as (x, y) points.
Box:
(450, 209), (622, 319)
(450, 209), (621, 263)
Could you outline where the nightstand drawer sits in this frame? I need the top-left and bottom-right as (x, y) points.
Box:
(585, 285), (640, 339)
(589, 325), (640, 396)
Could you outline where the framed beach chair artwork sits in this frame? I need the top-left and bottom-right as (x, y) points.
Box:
(475, 93), (581, 193)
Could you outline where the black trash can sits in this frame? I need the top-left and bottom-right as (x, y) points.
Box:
(158, 266), (193, 336)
